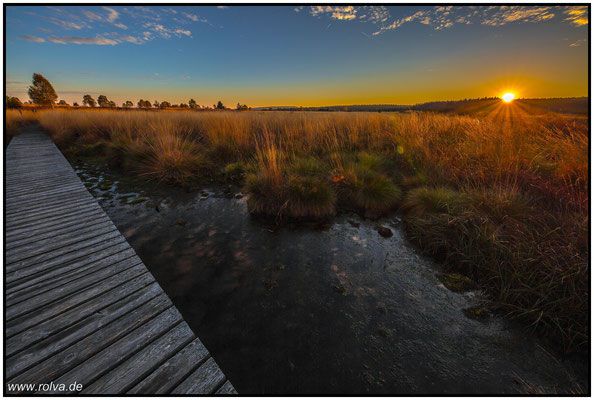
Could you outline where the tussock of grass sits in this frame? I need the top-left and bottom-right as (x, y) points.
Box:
(286, 174), (336, 218)
(344, 167), (401, 215)
(224, 161), (245, 181)
(402, 186), (469, 215)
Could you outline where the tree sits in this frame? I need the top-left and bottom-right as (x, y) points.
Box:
(216, 101), (225, 110)
(108, 100), (116, 108)
(6, 96), (23, 108)
(236, 103), (249, 111)
(153, 100), (160, 108)
(58, 100), (68, 106)
(180, 103), (189, 108)
(97, 95), (109, 108)
(188, 98), (197, 109)
(28, 73), (58, 106)
(123, 100), (133, 108)
(82, 94), (96, 107)
(73, 102), (79, 107)
(160, 101), (171, 108)
(138, 99), (151, 108)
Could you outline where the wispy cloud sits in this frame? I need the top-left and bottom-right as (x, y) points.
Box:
(569, 38), (587, 47)
(217, 6), (229, 10)
(20, 35), (45, 43)
(47, 35), (118, 45)
(174, 29), (192, 37)
(564, 6), (588, 26)
(42, 16), (86, 30)
(182, 12), (209, 24)
(310, 6), (358, 21)
(103, 7), (127, 29)
(111, 32), (143, 44)
(143, 22), (192, 39)
(481, 6), (555, 26)
(82, 7), (127, 29)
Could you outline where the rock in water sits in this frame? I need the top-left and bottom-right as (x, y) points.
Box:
(376, 226), (393, 238)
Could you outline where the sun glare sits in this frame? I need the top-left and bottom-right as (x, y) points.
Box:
(502, 93), (515, 103)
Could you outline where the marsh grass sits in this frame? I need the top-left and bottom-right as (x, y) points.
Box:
(5, 110), (40, 144)
(16, 107), (588, 352)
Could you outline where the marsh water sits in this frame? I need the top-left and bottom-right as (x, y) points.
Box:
(72, 159), (587, 394)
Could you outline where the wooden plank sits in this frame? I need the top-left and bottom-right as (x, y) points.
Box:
(128, 338), (210, 394)
(6, 236), (127, 285)
(6, 182), (88, 200)
(6, 248), (136, 304)
(6, 296), (173, 392)
(5, 201), (101, 229)
(6, 245), (134, 294)
(6, 277), (158, 360)
(81, 323), (195, 394)
(6, 264), (148, 336)
(5, 205), (103, 240)
(171, 357), (227, 394)
(216, 381), (238, 394)
(6, 229), (122, 273)
(6, 220), (117, 264)
(5, 192), (92, 215)
(6, 255), (142, 319)
(47, 308), (184, 393)
(6, 281), (162, 378)
(6, 212), (109, 249)
(5, 195), (96, 219)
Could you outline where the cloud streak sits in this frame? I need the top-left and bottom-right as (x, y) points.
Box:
(564, 6), (588, 26)
(47, 35), (118, 45)
(20, 35), (45, 43)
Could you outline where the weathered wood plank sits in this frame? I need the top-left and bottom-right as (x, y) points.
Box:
(128, 338), (211, 394)
(7, 296), (173, 392)
(6, 249), (137, 304)
(6, 236), (127, 285)
(171, 357), (227, 394)
(216, 380), (238, 394)
(81, 323), (195, 394)
(6, 229), (122, 273)
(5, 201), (101, 229)
(6, 245), (134, 294)
(48, 308), (184, 393)
(6, 220), (117, 264)
(6, 212), (109, 249)
(6, 264), (148, 336)
(6, 277), (158, 360)
(6, 255), (142, 318)
(6, 281), (162, 378)
(5, 206), (103, 240)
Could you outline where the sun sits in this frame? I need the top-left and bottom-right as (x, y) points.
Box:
(501, 93), (515, 103)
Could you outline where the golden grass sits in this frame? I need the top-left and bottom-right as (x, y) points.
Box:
(9, 107), (588, 352)
(5, 110), (40, 142)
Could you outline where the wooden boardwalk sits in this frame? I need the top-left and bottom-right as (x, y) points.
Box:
(4, 128), (236, 395)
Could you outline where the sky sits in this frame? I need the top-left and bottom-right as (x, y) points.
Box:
(5, 4), (589, 107)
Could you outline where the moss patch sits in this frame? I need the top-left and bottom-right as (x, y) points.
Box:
(438, 273), (477, 292)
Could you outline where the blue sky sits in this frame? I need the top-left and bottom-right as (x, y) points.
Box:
(6, 5), (589, 107)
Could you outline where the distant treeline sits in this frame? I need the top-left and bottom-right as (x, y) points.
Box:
(255, 97), (588, 115)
